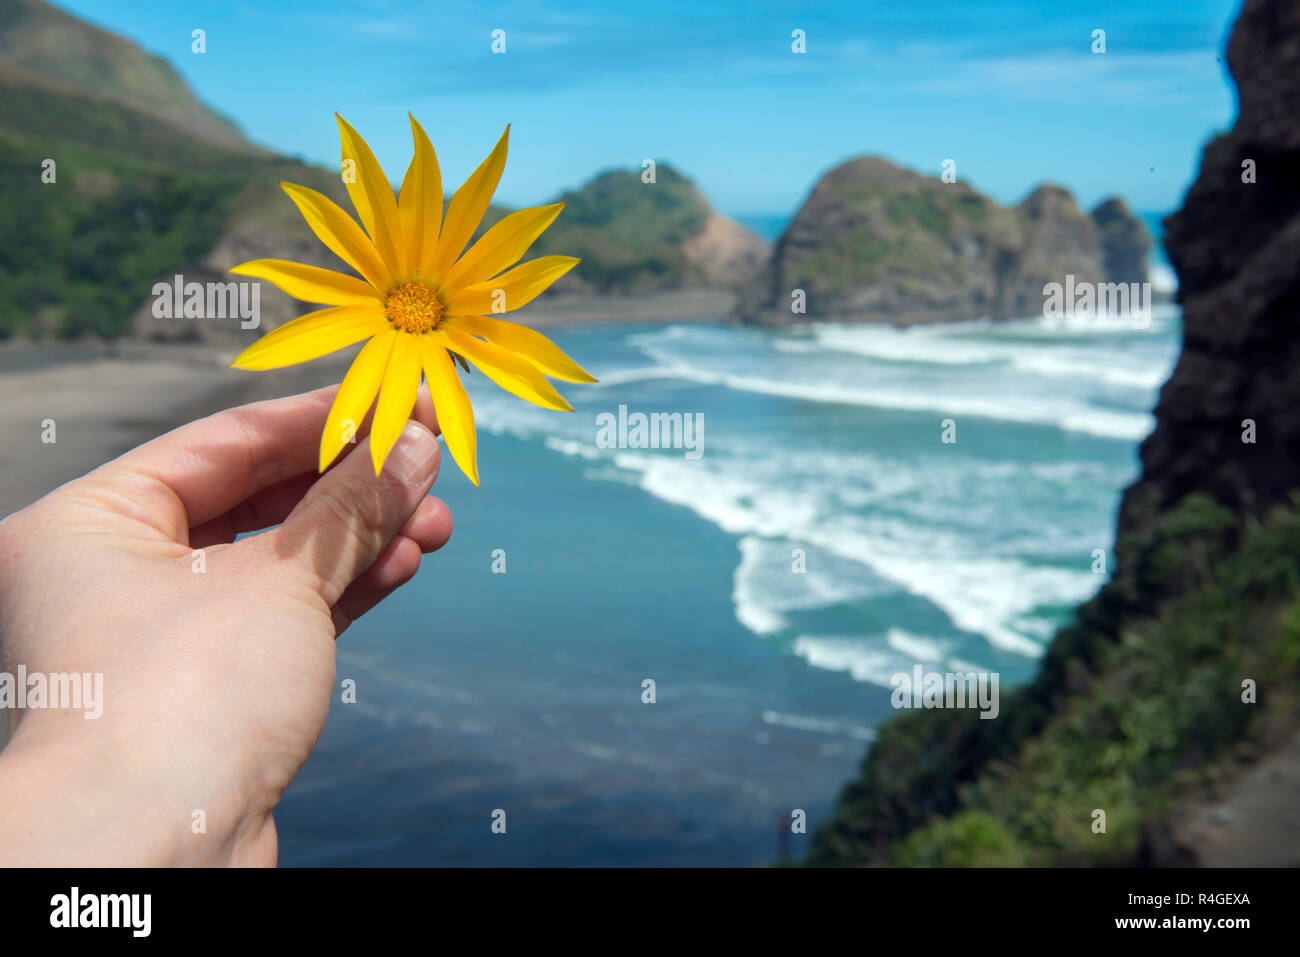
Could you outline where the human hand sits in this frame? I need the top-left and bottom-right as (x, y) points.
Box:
(0, 385), (452, 866)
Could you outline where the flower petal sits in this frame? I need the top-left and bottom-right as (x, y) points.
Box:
(430, 125), (509, 279)
(229, 304), (387, 371)
(369, 336), (423, 476)
(444, 255), (579, 317)
(440, 202), (565, 292)
(418, 335), (479, 486)
(230, 259), (381, 306)
(400, 114), (443, 279)
(440, 326), (572, 412)
(443, 314), (597, 383)
(319, 330), (396, 472)
(337, 114), (406, 278)
(281, 181), (393, 291)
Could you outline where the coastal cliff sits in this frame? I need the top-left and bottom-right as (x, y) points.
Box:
(735, 157), (1148, 326)
(807, 0), (1300, 867)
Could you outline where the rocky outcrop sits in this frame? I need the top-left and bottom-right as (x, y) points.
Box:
(682, 209), (768, 289)
(1092, 197), (1151, 286)
(533, 164), (767, 296)
(736, 157), (1146, 325)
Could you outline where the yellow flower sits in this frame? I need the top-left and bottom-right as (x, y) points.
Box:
(228, 114), (596, 485)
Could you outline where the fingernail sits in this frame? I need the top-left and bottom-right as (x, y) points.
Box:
(389, 421), (440, 484)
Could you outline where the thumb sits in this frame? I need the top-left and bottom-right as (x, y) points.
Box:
(272, 420), (442, 606)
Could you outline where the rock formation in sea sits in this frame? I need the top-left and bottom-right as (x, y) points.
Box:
(735, 156), (1148, 326)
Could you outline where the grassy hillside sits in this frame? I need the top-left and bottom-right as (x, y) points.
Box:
(529, 165), (711, 292)
(0, 0), (257, 151)
(0, 76), (332, 339)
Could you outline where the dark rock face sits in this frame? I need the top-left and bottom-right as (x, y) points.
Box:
(1121, 0), (1300, 532)
(736, 157), (1146, 325)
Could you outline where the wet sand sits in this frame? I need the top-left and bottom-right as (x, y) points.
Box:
(0, 341), (348, 517)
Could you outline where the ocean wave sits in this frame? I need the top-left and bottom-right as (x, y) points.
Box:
(839, 538), (1099, 656)
(543, 436), (603, 460)
(583, 366), (681, 387)
(994, 303), (1181, 335)
(638, 362), (1155, 440)
(1005, 351), (1170, 389)
(476, 393), (1111, 660)
(791, 633), (933, 688)
(760, 708), (877, 741)
(732, 535), (895, 636)
(613, 453), (1100, 657)
(626, 325), (1162, 439)
(791, 628), (1006, 689)
(886, 628), (947, 662)
(1150, 262), (1179, 296)
(806, 323), (1173, 389)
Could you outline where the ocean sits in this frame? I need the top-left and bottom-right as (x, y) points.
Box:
(274, 306), (1182, 866)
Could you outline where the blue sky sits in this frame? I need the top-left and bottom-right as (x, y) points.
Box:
(59, 0), (1243, 218)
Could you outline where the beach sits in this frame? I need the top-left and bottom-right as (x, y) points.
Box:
(0, 341), (343, 517)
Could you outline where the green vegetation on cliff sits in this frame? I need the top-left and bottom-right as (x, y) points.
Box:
(800, 181), (1009, 291)
(530, 165), (710, 292)
(0, 124), (240, 338)
(0, 0), (299, 340)
(0, 85), (327, 339)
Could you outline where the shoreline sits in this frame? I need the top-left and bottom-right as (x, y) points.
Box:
(0, 342), (352, 518)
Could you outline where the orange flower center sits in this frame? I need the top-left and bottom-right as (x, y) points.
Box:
(384, 282), (444, 334)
